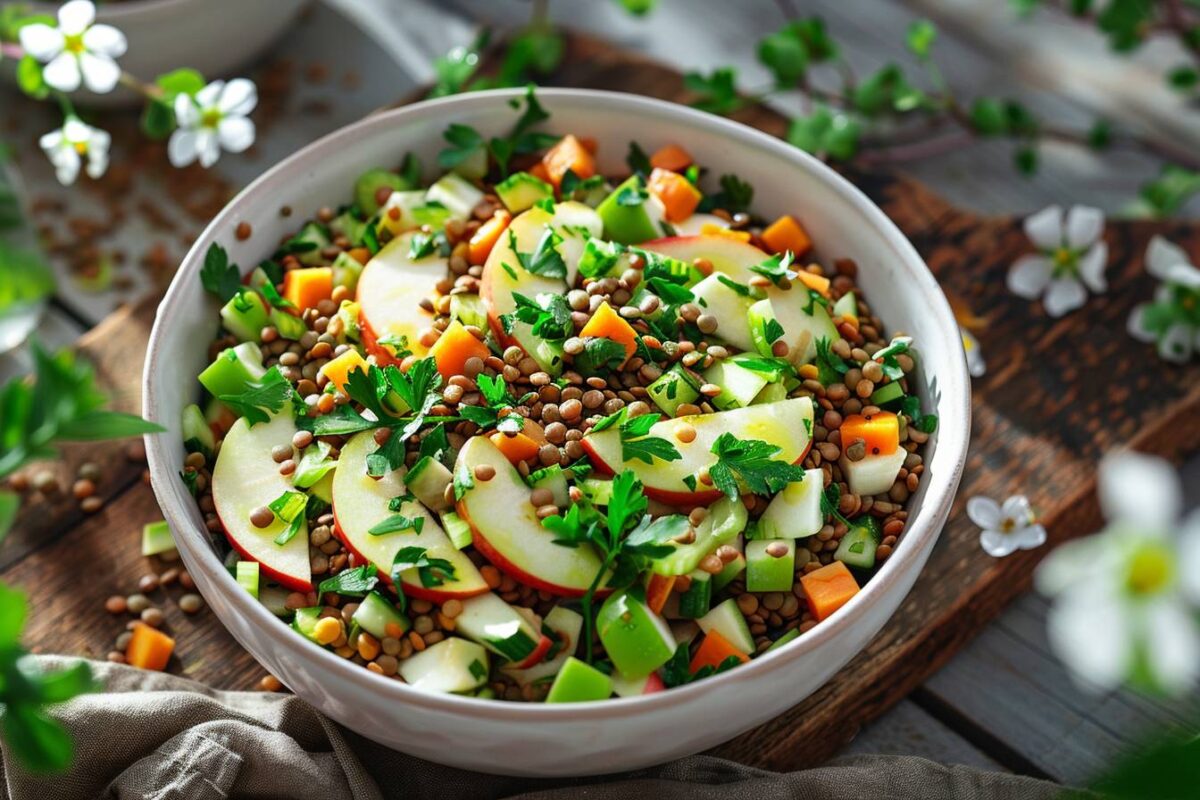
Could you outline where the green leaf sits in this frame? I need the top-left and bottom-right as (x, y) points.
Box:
(905, 19), (937, 59)
(0, 582), (27, 648)
(498, 28), (564, 85)
(509, 227), (567, 279)
(697, 174), (755, 215)
(33, 660), (95, 703)
(575, 337), (628, 375)
(54, 411), (163, 441)
(758, 26), (809, 87)
(199, 243), (242, 302)
(684, 68), (742, 115)
(614, 0), (656, 14)
(1167, 65), (1198, 91)
(0, 489), (19, 543)
(787, 107), (861, 161)
(708, 432), (807, 501)
(850, 65), (924, 117)
(619, 412), (681, 465)
(139, 100), (175, 140)
(219, 366), (293, 426)
(1014, 144), (1038, 175)
(317, 565), (378, 597)
(1087, 118), (1112, 150)
(428, 34), (486, 98)
(437, 123), (484, 170)
(16, 56), (47, 100)
(605, 469), (648, 541)
(3, 705), (74, 773)
(1087, 731), (1200, 800)
(1096, 0), (1153, 52)
(626, 142), (652, 178)
(968, 98), (1007, 136)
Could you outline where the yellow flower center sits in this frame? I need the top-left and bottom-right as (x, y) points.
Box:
(64, 33), (86, 54)
(201, 108), (223, 129)
(73, 141), (88, 155)
(1053, 247), (1075, 267)
(1125, 543), (1174, 596)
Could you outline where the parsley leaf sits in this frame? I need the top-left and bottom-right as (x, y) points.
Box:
(561, 168), (605, 199)
(488, 86), (558, 177)
(437, 123), (484, 171)
(502, 292), (572, 341)
(577, 238), (625, 279)
(199, 243), (241, 302)
(820, 482), (854, 529)
(392, 546), (456, 589)
(218, 366), (293, 426)
(698, 173), (755, 214)
(626, 141), (653, 177)
(749, 251), (798, 286)
(574, 337), (628, 374)
(619, 411), (682, 465)
(900, 395), (938, 433)
(814, 337), (849, 385)
(708, 432), (807, 501)
(616, 180), (649, 207)
(258, 282), (295, 310)
(872, 336), (913, 381)
(508, 227), (567, 279)
(317, 565), (378, 598)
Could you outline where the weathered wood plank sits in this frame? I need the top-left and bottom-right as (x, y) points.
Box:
(843, 698), (1010, 772)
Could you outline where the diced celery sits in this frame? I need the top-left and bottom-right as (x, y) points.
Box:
(236, 561), (260, 599)
(141, 520), (176, 557)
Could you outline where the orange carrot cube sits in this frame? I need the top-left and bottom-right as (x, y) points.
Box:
(689, 630), (750, 674)
(839, 411), (900, 456)
(542, 134), (596, 189)
(578, 301), (637, 365)
(283, 267), (333, 312)
(761, 215), (813, 258)
(800, 561), (860, 622)
(429, 320), (490, 379)
(647, 168), (702, 222)
(489, 431), (541, 464)
(125, 622), (175, 671)
(468, 210), (512, 266)
(649, 143), (693, 172)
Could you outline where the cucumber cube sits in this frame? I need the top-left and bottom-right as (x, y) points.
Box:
(398, 637), (490, 695)
(868, 381), (905, 406)
(495, 171), (555, 214)
(236, 561), (260, 599)
(546, 656), (613, 702)
(181, 403), (215, 459)
(406, 456), (453, 512)
(765, 628), (801, 653)
(702, 357), (769, 410)
(449, 293), (488, 329)
(696, 598), (754, 655)
(141, 520), (176, 557)
(650, 496), (747, 577)
(712, 551), (745, 593)
(441, 511), (474, 550)
(578, 477), (613, 506)
(646, 364), (701, 417)
(752, 382), (789, 405)
(331, 251), (365, 293)
(455, 593), (542, 663)
(596, 588), (676, 679)
(596, 176), (659, 244)
(220, 289), (270, 343)
(198, 342), (266, 399)
(678, 569), (712, 619)
(425, 173), (485, 221)
(291, 607), (323, 643)
(746, 539), (796, 592)
(835, 516), (883, 570)
(355, 167), (415, 216)
(352, 590), (410, 639)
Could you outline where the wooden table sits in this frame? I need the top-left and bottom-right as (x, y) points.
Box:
(2, 0), (1198, 789)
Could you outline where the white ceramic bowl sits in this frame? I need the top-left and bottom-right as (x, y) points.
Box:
(16, 0), (306, 108)
(143, 88), (971, 777)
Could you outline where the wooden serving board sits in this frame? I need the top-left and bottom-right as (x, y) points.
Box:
(5, 31), (1199, 773)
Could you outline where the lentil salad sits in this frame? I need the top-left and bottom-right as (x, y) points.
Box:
(182, 90), (936, 702)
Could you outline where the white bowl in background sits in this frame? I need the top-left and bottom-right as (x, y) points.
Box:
(143, 88), (971, 777)
(11, 0), (306, 108)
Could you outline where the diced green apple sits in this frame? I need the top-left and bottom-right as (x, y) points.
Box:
(650, 496), (747, 576)
(425, 172), (485, 220)
(696, 598), (755, 655)
(610, 670), (666, 697)
(331, 431), (487, 600)
(545, 657), (613, 702)
(597, 588), (677, 679)
(495, 171), (555, 213)
(758, 468), (824, 539)
(745, 538), (795, 592)
(596, 176), (662, 244)
(455, 435), (609, 596)
(181, 403), (215, 459)
(581, 397), (813, 505)
(220, 290), (270, 343)
(356, 232), (448, 364)
(210, 413), (312, 591)
(198, 341), (266, 399)
(454, 592), (551, 667)
(398, 637), (490, 695)
(689, 273), (755, 351)
(646, 364), (701, 416)
(352, 590), (410, 639)
(701, 356), (770, 410)
(839, 448), (908, 497)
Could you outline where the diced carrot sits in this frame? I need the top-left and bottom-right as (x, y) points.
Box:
(490, 431), (541, 465)
(578, 301), (637, 365)
(761, 215), (813, 258)
(529, 162), (552, 184)
(689, 630), (750, 674)
(647, 168), (702, 223)
(839, 411), (899, 456)
(542, 134), (596, 190)
(125, 622), (175, 671)
(700, 222), (751, 243)
(320, 349), (370, 394)
(347, 247), (371, 265)
(800, 561), (860, 622)
(796, 269), (831, 296)
(468, 210), (512, 266)
(649, 143), (693, 172)
(577, 135), (599, 154)
(645, 573), (676, 615)
(429, 320), (490, 380)
(282, 267), (333, 312)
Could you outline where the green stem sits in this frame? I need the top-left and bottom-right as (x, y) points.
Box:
(578, 551), (614, 665)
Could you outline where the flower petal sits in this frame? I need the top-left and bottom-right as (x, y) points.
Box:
(173, 93), (199, 128)
(18, 24), (65, 61)
(82, 23), (126, 58)
(1042, 278), (1087, 317)
(195, 80), (223, 110)
(42, 52), (81, 93)
(1077, 242), (1108, 293)
(1024, 205), (1064, 250)
(167, 129), (198, 167)
(1178, 510), (1200, 605)
(1165, 263), (1200, 290)
(217, 116), (255, 154)
(196, 130), (221, 168)
(1012, 523), (1047, 551)
(49, 146), (81, 186)
(1127, 305), (1157, 343)
(1065, 205), (1104, 249)
(1034, 533), (1112, 597)
(1046, 585), (1131, 692)
(980, 528), (1019, 558)
(966, 496), (1002, 530)
(1143, 601), (1200, 695)
(57, 0), (95, 35)
(1007, 255), (1053, 299)
(62, 117), (92, 142)
(79, 51), (120, 94)
(1000, 495), (1036, 526)
(1158, 323), (1193, 364)
(217, 78), (257, 116)
(38, 128), (64, 151)
(1098, 451), (1180, 529)
(1144, 235), (1191, 282)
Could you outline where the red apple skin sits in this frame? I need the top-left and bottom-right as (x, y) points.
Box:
(456, 500), (612, 599)
(579, 437), (812, 507)
(332, 518), (489, 602)
(216, 516), (313, 592)
(478, 261), (520, 349)
(513, 634), (554, 669)
(643, 672), (666, 694)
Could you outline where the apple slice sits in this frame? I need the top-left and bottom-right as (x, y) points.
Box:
(211, 413), (312, 591)
(479, 202), (601, 346)
(581, 397), (813, 505)
(642, 234), (769, 284)
(455, 435), (609, 596)
(357, 231), (448, 365)
(332, 431), (488, 601)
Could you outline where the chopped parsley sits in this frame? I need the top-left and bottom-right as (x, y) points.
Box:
(900, 395), (938, 433)
(749, 251), (798, 286)
(626, 141), (652, 177)
(436, 123), (484, 171)
(561, 168), (605, 199)
(815, 337), (850, 385)
(408, 229), (450, 260)
(218, 366), (294, 426)
(617, 411), (682, 465)
(615, 179), (649, 207)
(502, 292), (572, 341)
(698, 173), (754, 214)
(317, 565), (378, 598)
(199, 243), (241, 302)
(872, 336), (914, 381)
(574, 337), (628, 374)
(369, 493), (425, 535)
(508, 227), (567, 279)
(708, 432), (807, 501)
(577, 238), (625, 279)
(391, 546), (456, 589)
(258, 282), (295, 310)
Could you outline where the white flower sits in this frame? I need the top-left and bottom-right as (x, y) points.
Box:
(18, 0), (126, 94)
(1007, 205), (1108, 317)
(1127, 236), (1200, 364)
(167, 79), (257, 169)
(39, 117), (110, 186)
(967, 494), (1046, 557)
(1035, 451), (1200, 695)
(960, 326), (985, 378)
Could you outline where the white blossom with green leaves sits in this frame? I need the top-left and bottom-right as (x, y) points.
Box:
(1128, 236), (1200, 364)
(1007, 205), (1108, 317)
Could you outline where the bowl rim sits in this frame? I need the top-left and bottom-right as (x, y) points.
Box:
(144, 87), (971, 720)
